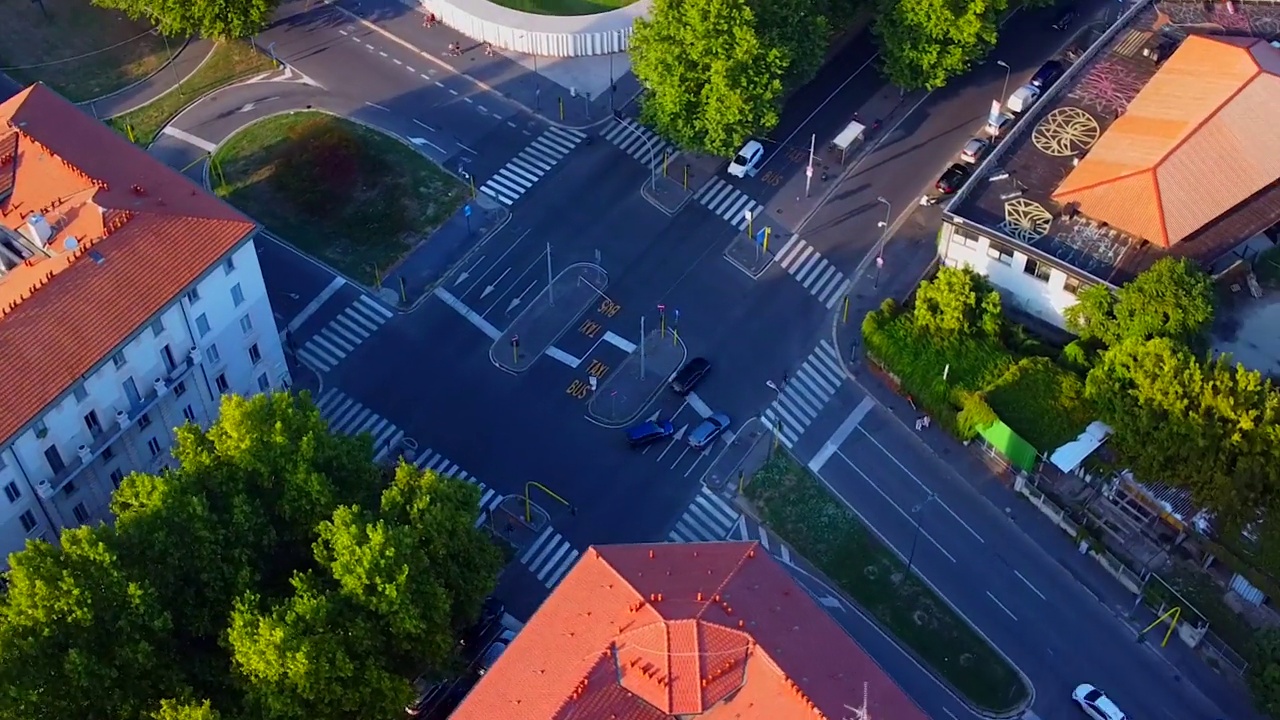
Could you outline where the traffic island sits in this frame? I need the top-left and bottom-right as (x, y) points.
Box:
(742, 451), (1032, 715)
(641, 174), (694, 215)
(700, 417), (769, 491)
(490, 495), (550, 555)
(723, 228), (777, 279)
(586, 329), (686, 428)
(488, 263), (609, 374)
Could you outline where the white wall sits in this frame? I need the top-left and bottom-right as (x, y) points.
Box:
(938, 221), (1090, 330)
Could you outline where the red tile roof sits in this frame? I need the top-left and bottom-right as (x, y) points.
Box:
(0, 84), (256, 444)
(451, 542), (930, 720)
(1053, 35), (1280, 247)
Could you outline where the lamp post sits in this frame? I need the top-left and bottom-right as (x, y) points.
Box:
(902, 493), (937, 582)
(612, 113), (658, 190)
(517, 33), (540, 109)
(996, 60), (1011, 113)
(875, 196), (891, 289)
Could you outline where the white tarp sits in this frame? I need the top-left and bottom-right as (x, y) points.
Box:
(1049, 420), (1113, 472)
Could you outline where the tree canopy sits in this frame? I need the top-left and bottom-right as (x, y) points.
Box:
(1065, 257), (1216, 348)
(912, 265), (1003, 340)
(872, 0), (1003, 91)
(0, 392), (502, 720)
(92, 0), (278, 40)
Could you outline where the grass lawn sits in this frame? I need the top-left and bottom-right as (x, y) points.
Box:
(109, 41), (275, 147)
(486, 0), (636, 15)
(0, 0), (175, 102)
(213, 112), (466, 285)
(745, 453), (1029, 713)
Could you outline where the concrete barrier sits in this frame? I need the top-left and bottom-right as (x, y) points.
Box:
(416, 0), (649, 56)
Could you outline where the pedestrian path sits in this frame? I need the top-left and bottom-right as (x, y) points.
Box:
(599, 119), (675, 169)
(668, 484), (746, 543)
(519, 526), (580, 590)
(773, 236), (852, 309)
(413, 449), (503, 528)
(762, 340), (845, 448)
(316, 387), (404, 462)
(479, 127), (586, 207)
(296, 295), (394, 373)
(694, 177), (765, 231)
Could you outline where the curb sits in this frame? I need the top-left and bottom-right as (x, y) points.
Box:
(584, 331), (687, 429)
(91, 38), (209, 120)
(488, 262), (610, 374)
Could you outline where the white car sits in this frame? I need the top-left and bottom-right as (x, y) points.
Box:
(984, 113), (1014, 138)
(1072, 683), (1127, 720)
(727, 140), (764, 178)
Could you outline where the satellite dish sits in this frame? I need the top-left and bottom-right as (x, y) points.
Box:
(63, 237), (79, 252)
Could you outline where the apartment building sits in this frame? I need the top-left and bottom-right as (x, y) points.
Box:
(0, 84), (289, 567)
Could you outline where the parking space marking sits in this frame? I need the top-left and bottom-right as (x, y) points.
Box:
(546, 347), (582, 368)
(603, 331), (636, 352)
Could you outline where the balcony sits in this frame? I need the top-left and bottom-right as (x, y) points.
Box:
(38, 347), (201, 498)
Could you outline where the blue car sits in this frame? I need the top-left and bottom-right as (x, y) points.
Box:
(626, 420), (675, 448)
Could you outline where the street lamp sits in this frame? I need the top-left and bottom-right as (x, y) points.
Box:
(995, 60), (1011, 113)
(612, 113), (658, 190)
(875, 196), (891, 289)
(902, 493), (937, 582)
(516, 33), (540, 109)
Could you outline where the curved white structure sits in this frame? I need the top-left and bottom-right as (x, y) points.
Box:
(419, 0), (647, 57)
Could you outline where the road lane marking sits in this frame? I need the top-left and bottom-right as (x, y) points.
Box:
(856, 427), (986, 544)
(686, 391), (713, 419)
(602, 331), (636, 352)
(365, 43), (374, 49)
(810, 396), (875, 472)
(406, 66), (415, 72)
(393, 58), (402, 65)
(432, 288), (500, 339)
(457, 142), (478, 154)
(835, 450), (955, 563)
(365, 101), (388, 111)
(449, 89), (459, 95)
(463, 97), (474, 104)
(1015, 570), (1047, 600)
(413, 119), (436, 131)
(379, 51), (388, 57)
(546, 346), (582, 368)
(287, 276), (347, 333)
(160, 126), (216, 152)
(408, 137), (445, 153)
(987, 592), (1018, 621)
(463, 228), (530, 297)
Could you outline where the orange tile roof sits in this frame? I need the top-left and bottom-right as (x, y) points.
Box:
(451, 542), (930, 720)
(1053, 35), (1280, 248)
(0, 84), (257, 444)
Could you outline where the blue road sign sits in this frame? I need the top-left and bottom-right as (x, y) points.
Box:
(463, 204), (473, 217)
(755, 227), (767, 245)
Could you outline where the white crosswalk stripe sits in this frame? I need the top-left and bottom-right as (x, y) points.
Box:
(479, 127), (586, 206)
(694, 177), (765, 231)
(761, 340), (845, 448)
(599, 119), (675, 169)
(668, 485), (744, 543)
(413, 450), (503, 528)
(519, 526), (580, 590)
(315, 388), (404, 463)
(773, 235), (852, 308)
(296, 295), (394, 373)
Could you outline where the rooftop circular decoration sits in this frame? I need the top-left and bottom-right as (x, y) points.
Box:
(486, 0), (638, 15)
(1000, 199), (1054, 243)
(1032, 107), (1100, 157)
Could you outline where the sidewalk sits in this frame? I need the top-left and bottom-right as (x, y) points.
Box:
(323, 0), (634, 129)
(380, 192), (509, 308)
(81, 38), (214, 120)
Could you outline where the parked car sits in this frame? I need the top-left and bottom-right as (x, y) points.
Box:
(959, 138), (990, 164)
(935, 164), (972, 195)
(688, 413), (731, 451)
(1030, 60), (1065, 88)
(626, 419), (676, 448)
(460, 597), (504, 650)
(478, 628), (517, 676)
(1006, 84), (1041, 114)
(1052, 5), (1077, 30)
(984, 112), (1014, 137)
(727, 140), (765, 178)
(1071, 684), (1127, 720)
(405, 675), (446, 717)
(670, 357), (712, 395)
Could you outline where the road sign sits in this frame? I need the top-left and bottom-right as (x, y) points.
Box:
(464, 204), (473, 218)
(805, 165), (813, 178)
(510, 335), (519, 347)
(876, 256), (884, 268)
(588, 376), (598, 391)
(755, 227), (767, 245)
(657, 303), (665, 313)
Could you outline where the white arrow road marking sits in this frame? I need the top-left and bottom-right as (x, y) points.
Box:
(655, 425), (688, 462)
(408, 137), (445, 153)
(508, 281), (537, 313)
(236, 97), (277, 113)
(646, 410), (661, 422)
(480, 267), (509, 299)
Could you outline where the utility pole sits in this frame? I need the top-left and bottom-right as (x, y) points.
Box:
(804, 133), (816, 198)
(639, 315), (646, 380)
(902, 494), (936, 582)
(546, 243), (554, 306)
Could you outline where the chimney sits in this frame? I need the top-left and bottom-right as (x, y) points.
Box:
(22, 213), (53, 247)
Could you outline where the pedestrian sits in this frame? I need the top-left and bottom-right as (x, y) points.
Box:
(484, 42), (495, 56)
(781, 372), (789, 386)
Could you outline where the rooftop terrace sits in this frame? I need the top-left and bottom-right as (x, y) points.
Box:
(949, 0), (1280, 285)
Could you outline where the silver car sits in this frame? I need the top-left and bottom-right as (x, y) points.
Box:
(688, 413), (731, 450)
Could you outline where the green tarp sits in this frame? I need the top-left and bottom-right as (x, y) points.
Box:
(977, 420), (1037, 472)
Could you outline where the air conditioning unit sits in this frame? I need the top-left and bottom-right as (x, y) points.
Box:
(153, 377), (166, 394)
(189, 346), (200, 363)
(35, 480), (53, 499)
(77, 445), (91, 462)
(115, 409), (128, 424)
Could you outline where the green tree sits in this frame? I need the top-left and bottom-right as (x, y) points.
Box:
(912, 266), (1003, 340)
(631, 0), (825, 155)
(149, 699), (222, 720)
(91, 0), (278, 39)
(1250, 628), (1280, 718)
(873, 0), (1003, 91)
(1064, 258), (1215, 347)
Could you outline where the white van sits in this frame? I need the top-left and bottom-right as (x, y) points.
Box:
(1006, 84), (1041, 115)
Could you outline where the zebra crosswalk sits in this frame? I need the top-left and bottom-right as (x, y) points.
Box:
(316, 387), (404, 462)
(773, 235), (852, 309)
(412, 448), (503, 529)
(668, 485), (745, 543)
(762, 340), (846, 448)
(479, 127), (586, 206)
(695, 177), (764, 231)
(297, 295), (393, 373)
(519, 526), (580, 589)
(599, 119), (675, 169)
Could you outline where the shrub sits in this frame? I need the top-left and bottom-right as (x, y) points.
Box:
(985, 357), (1093, 452)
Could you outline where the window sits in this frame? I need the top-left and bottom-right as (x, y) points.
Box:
(111, 351), (127, 368)
(73, 385), (88, 403)
(148, 437), (162, 457)
(102, 444), (115, 461)
(174, 380), (187, 398)
(4, 481), (20, 503)
(951, 228), (981, 250)
(72, 503), (90, 524)
(62, 480), (77, 496)
(185, 288), (200, 304)
(1063, 275), (1083, 296)
(257, 373), (271, 392)
(986, 243), (1014, 266)
(84, 410), (103, 436)
(44, 446), (65, 475)
(110, 468), (125, 487)
(196, 313), (211, 337)
(183, 405), (197, 422)
(231, 283), (245, 307)
(138, 412), (153, 430)
(1023, 258), (1052, 282)
(248, 343), (262, 365)
(239, 314), (253, 335)
(19, 510), (37, 534)
(223, 257), (236, 275)
(215, 373), (230, 393)
(150, 317), (165, 337)
(33, 420), (48, 438)
(205, 344), (221, 365)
